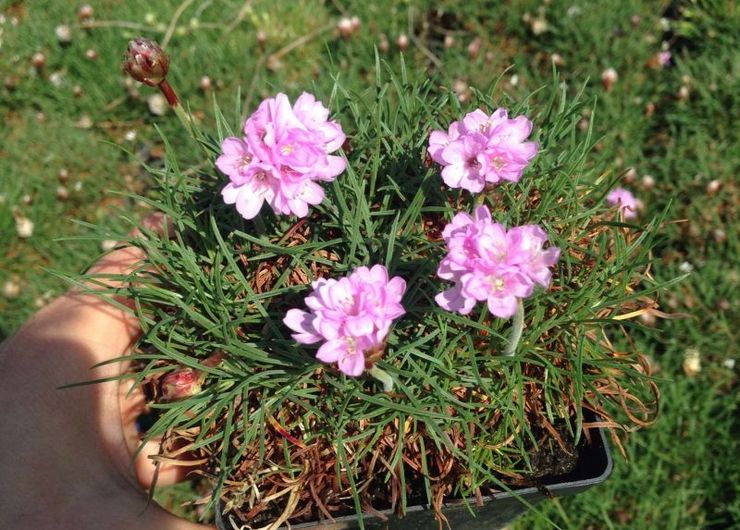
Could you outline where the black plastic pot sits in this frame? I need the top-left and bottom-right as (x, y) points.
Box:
(217, 421), (612, 530)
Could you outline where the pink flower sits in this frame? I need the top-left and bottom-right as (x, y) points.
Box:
(429, 108), (538, 192)
(435, 206), (559, 318)
(658, 51), (671, 67)
(283, 265), (406, 377)
(217, 92), (346, 219)
(606, 187), (639, 219)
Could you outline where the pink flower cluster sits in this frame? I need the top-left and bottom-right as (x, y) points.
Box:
(435, 206), (560, 319)
(217, 93), (346, 219)
(428, 108), (538, 192)
(283, 265), (406, 377)
(606, 187), (640, 219)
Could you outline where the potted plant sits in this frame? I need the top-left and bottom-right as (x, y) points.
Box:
(86, 39), (660, 529)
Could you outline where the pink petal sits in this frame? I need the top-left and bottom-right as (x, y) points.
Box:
(316, 339), (346, 363)
(435, 285), (476, 315)
(221, 137), (248, 156)
(337, 351), (366, 376)
(486, 295), (518, 318)
(283, 309), (322, 344)
(345, 315), (375, 336)
(221, 182), (241, 204)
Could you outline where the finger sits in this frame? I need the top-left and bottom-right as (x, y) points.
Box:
(120, 380), (194, 488)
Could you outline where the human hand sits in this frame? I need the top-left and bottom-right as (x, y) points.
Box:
(0, 221), (213, 530)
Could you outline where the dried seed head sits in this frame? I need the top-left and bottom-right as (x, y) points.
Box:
(337, 17), (353, 38)
(378, 34), (389, 53)
(147, 93), (168, 116)
(706, 179), (721, 195)
(31, 52), (46, 69)
(624, 167), (637, 184)
(682, 348), (701, 377)
(15, 215), (34, 238)
(443, 35), (455, 49)
(78, 4), (94, 21)
(678, 85), (690, 101)
(467, 37), (481, 59)
(161, 368), (204, 401)
(397, 33), (409, 51)
(601, 67), (618, 91)
(551, 53), (565, 66)
(199, 75), (212, 92)
(85, 48), (98, 61)
(644, 101), (656, 117)
(531, 18), (548, 35)
(55, 185), (69, 201)
(641, 174), (655, 190)
(55, 24), (72, 45)
(58, 168), (70, 183)
(509, 74), (519, 87)
(2, 280), (20, 299)
(123, 37), (170, 87)
(100, 240), (118, 251)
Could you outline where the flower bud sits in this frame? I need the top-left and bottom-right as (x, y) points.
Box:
(123, 37), (170, 87)
(161, 368), (203, 401)
(443, 35), (455, 49)
(337, 17), (353, 38)
(31, 52), (46, 69)
(55, 24), (72, 45)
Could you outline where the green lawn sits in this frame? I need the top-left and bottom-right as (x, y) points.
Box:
(1, 0), (737, 528)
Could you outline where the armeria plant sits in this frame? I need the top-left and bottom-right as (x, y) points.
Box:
(84, 39), (663, 528)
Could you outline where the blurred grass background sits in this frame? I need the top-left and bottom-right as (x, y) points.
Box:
(1, 0), (737, 528)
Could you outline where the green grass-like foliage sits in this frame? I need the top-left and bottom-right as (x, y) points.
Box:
(84, 63), (663, 528)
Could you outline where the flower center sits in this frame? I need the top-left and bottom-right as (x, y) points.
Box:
(240, 154), (252, 170)
(491, 155), (505, 171)
(489, 276), (505, 292)
(281, 144), (294, 155)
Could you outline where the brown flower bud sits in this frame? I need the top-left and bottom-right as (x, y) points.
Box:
(123, 37), (170, 87)
(161, 368), (204, 401)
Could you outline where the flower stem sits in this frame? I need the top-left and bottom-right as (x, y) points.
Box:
(369, 366), (394, 392)
(158, 79), (192, 133)
(504, 299), (525, 356)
